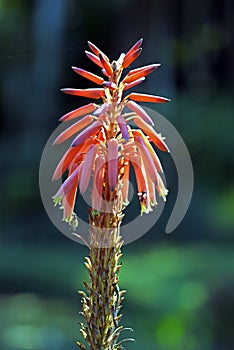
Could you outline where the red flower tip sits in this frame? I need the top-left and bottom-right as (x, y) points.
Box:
(127, 100), (154, 126)
(123, 77), (145, 91)
(87, 41), (109, 62)
(53, 115), (94, 145)
(59, 103), (97, 122)
(133, 116), (169, 152)
(71, 121), (102, 147)
(85, 51), (103, 68)
(71, 67), (104, 85)
(129, 92), (171, 103)
(123, 64), (159, 84)
(128, 63), (161, 76)
(122, 48), (142, 69)
(99, 54), (113, 77)
(61, 88), (105, 99)
(125, 38), (143, 58)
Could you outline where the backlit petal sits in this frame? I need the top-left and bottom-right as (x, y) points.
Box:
(53, 115), (93, 145)
(85, 51), (103, 68)
(121, 160), (130, 205)
(55, 164), (82, 198)
(134, 135), (158, 184)
(123, 64), (159, 84)
(124, 38), (143, 59)
(108, 139), (118, 191)
(53, 146), (82, 181)
(117, 115), (129, 140)
(99, 54), (113, 77)
(92, 156), (105, 211)
(59, 103), (97, 122)
(72, 121), (102, 146)
(134, 116), (169, 152)
(72, 67), (104, 85)
(129, 92), (171, 103)
(87, 41), (109, 62)
(128, 63), (161, 76)
(122, 48), (142, 69)
(127, 100), (154, 126)
(79, 145), (97, 194)
(123, 77), (145, 91)
(61, 88), (105, 99)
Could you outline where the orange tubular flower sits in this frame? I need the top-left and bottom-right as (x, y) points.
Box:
(53, 39), (170, 227)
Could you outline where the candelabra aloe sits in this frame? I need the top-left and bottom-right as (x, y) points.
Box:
(52, 38), (170, 349)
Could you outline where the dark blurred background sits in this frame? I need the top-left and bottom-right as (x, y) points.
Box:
(0, 0), (234, 349)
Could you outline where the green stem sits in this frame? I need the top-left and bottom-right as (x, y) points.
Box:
(77, 225), (125, 350)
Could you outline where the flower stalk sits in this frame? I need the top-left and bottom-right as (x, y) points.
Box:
(52, 38), (170, 349)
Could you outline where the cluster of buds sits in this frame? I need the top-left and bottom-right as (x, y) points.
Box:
(52, 38), (170, 228)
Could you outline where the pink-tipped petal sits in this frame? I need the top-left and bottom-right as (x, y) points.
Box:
(123, 77), (145, 91)
(117, 115), (129, 140)
(125, 38), (143, 58)
(92, 156), (105, 211)
(121, 160), (130, 205)
(72, 67), (104, 85)
(123, 64), (159, 84)
(59, 103), (97, 122)
(99, 54), (113, 77)
(62, 178), (78, 223)
(61, 88), (105, 99)
(53, 115), (93, 145)
(128, 63), (161, 76)
(108, 139), (118, 191)
(102, 81), (117, 90)
(129, 92), (171, 103)
(134, 135), (158, 184)
(101, 68), (109, 77)
(79, 145), (97, 194)
(85, 51), (103, 68)
(129, 154), (147, 194)
(55, 164), (82, 198)
(122, 48), (142, 68)
(134, 116), (169, 152)
(71, 121), (102, 146)
(127, 100), (154, 126)
(52, 146), (81, 181)
(87, 41), (109, 62)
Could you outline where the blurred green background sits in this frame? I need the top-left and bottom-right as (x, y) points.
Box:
(0, 0), (234, 349)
